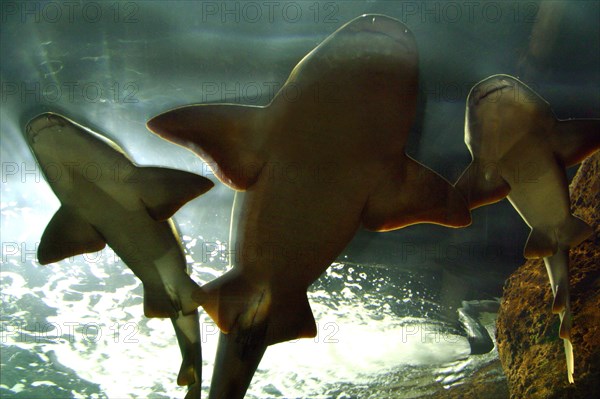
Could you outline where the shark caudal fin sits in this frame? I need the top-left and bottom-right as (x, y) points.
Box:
(543, 249), (575, 384)
(551, 119), (600, 168)
(362, 155), (472, 231)
(208, 330), (267, 399)
(147, 105), (267, 190)
(454, 160), (512, 210)
(198, 271), (317, 346)
(559, 308), (575, 384)
(201, 274), (316, 399)
(127, 167), (214, 221)
(563, 337), (575, 384)
(37, 206), (107, 265)
(171, 310), (202, 398)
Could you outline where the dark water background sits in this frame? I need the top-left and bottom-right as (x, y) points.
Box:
(1, 1), (599, 398)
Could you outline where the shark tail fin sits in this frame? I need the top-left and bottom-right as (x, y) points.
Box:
(171, 310), (202, 387)
(523, 228), (558, 259)
(363, 155), (472, 231)
(199, 272), (317, 346)
(147, 104), (266, 190)
(563, 332), (575, 384)
(559, 215), (593, 249)
(454, 160), (511, 210)
(552, 119), (600, 168)
(560, 308), (575, 384)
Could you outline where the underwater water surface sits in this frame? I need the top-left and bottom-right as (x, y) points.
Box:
(1, 1), (599, 398)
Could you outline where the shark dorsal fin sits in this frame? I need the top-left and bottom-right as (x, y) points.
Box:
(363, 156), (472, 231)
(147, 105), (267, 190)
(126, 167), (214, 221)
(551, 119), (600, 167)
(38, 206), (106, 265)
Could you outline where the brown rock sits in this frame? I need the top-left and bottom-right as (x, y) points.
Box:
(496, 152), (600, 399)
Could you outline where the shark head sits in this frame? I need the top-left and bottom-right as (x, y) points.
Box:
(25, 112), (130, 168)
(464, 74), (556, 155)
(285, 14), (418, 110)
(298, 14), (418, 69)
(26, 112), (69, 149)
(467, 74), (551, 121)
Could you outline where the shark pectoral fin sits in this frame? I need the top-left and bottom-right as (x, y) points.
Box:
(147, 104), (267, 190)
(454, 160), (511, 209)
(523, 228), (558, 259)
(559, 215), (593, 249)
(38, 207), (106, 265)
(362, 156), (471, 231)
(551, 119), (600, 167)
(127, 167), (214, 221)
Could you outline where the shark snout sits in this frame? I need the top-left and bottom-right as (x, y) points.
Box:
(470, 80), (513, 107)
(25, 112), (66, 143)
(348, 14), (415, 51)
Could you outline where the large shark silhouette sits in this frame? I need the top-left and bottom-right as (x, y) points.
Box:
(148, 14), (471, 398)
(25, 112), (213, 398)
(455, 74), (600, 383)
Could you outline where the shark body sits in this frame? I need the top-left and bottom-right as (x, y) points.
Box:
(26, 112), (213, 398)
(455, 74), (600, 383)
(148, 14), (471, 398)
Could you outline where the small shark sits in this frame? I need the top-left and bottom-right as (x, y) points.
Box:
(25, 112), (214, 398)
(148, 14), (471, 398)
(455, 74), (600, 383)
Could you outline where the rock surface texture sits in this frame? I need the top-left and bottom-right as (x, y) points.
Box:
(496, 152), (600, 399)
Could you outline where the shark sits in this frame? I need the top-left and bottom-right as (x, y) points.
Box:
(455, 74), (600, 383)
(147, 14), (472, 398)
(25, 112), (214, 398)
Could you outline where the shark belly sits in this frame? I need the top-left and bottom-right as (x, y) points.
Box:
(65, 175), (194, 317)
(236, 164), (367, 289)
(501, 141), (577, 259)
